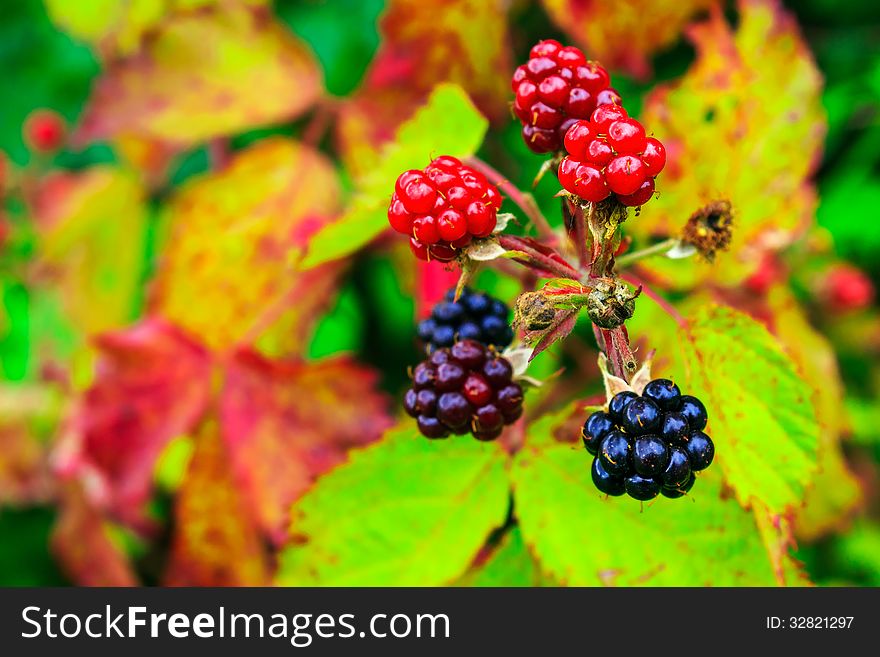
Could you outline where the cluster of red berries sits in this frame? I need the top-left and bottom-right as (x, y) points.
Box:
(404, 339), (524, 441)
(512, 39), (621, 154)
(388, 156), (502, 262)
(558, 110), (665, 207)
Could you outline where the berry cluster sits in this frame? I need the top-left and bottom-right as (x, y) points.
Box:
(388, 156), (502, 262)
(404, 339), (524, 440)
(512, 40), (621, 154)
(418, 287), (514, 352)
(558, 112), (665, 207)
(582, 379), (714, 500)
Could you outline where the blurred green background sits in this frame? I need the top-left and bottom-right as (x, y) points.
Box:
(1, 0), (880, 586)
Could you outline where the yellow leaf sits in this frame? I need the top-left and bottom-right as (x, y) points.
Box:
(34, 167), (147, 338)
(632, 0), (825, 287)
(150, 138), (342, 352)
(75, 5), (321, 146)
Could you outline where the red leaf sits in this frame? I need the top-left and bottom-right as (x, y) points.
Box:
(74, 6), (322, 148)
(51, 483), (138, 586)
(220, 349), (393, 543)
(164, 423), (270, 586)
(527, 308), (580, 361)
(66, 320), (212, 527)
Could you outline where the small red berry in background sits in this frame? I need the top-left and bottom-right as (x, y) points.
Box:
(744, 253), (786, 295)
(558, 111), (665, 207)
(822, 264), (875, 313)
(512, 39), (621, 154)
(23, 109), (66, 154)
(388, 156), (502, 262)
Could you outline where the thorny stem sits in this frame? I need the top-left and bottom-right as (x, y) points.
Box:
(466, 156), (556, 241)
(614, 238), (678, 269)
(497, 234), (581, 280)
(620, 271), (688, 328)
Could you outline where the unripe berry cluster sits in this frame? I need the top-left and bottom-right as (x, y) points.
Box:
(512, 39), (621, 154)
(388, 156), (502, 262)
(418, 287), (514, 352)
(559, 112), (665, 207)
(404, 339), (524, 441)
(582, 379), (714, 501)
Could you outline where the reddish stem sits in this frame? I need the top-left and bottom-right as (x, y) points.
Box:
(601, 329), (627, 379)
(302, 99), (336, 148)
(497, 234), (580, 280)
(620, 271), (687, 328)
(465, 156), (555, 240)
(500, 416), (526, 455)
(207, 138), (230, 169)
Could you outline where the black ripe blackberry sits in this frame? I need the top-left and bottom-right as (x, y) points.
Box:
(417, 287), (514, 352)
(404, 339), (524, 440)
(584, 379), (714, 501)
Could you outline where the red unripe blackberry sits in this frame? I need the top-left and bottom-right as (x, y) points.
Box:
(390, 156), (502, 262)
(512, 41), (620, 153)
(558, 113), (665, 207)
(23, 109), (66, 153)
(404, 340), (524, 440)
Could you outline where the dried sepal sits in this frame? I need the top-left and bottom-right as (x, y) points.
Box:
(681, 199), (734, 261)
(597, 350), (656, 403)
(492, 212), (516, 234)
(463, 236), (507, 261)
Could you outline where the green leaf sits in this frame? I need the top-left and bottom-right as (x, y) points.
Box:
(299, 83), (488, 269)
(677, 305), (819, 514)
(628, 300), (820, 514)
(277, 424), (509, 586)
(512, 426), (784, 586)
(455, 527), (557, 587)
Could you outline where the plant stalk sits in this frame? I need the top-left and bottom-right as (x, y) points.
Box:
(614, 238), (678, 269)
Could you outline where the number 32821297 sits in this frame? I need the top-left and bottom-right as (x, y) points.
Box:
(766, 617), (854, 629)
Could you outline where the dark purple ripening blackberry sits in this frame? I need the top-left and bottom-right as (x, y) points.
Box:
(581, 378), (714, 501)
(404, 339), (524, 441)
(417, 287), (514, 352)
